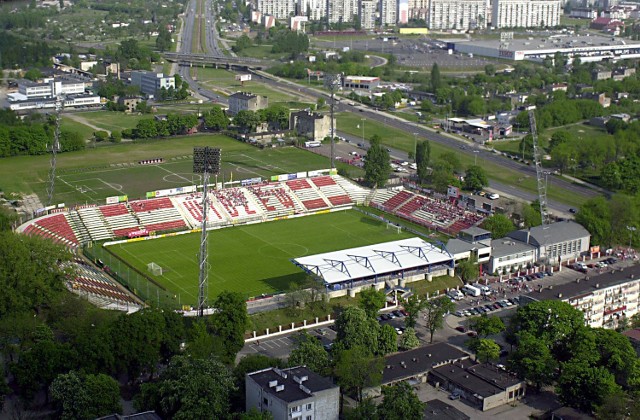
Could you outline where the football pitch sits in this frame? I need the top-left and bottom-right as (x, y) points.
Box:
(106, 210), (413, 304)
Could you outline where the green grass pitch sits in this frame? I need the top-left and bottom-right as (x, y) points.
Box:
(107, 210), (414, 304)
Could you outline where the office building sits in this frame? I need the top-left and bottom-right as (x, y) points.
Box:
(130, 71), (175, 97)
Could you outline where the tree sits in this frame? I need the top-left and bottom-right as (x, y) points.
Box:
(203, 105), (229, 131)
(508, 331), (558, 390)
(261, 105), (290, 130)
(463, 165), (488, 191)
(186, 319), (214, 360)
(399, 327), (419, 350)
(377, 382), (424, 420)
(469, 315), (505, 338)
(575, 196), (611, 246)
(334, 306), (380, 353)
(233, 110), (261, 133)
(456, 257), (478, 283)
(155, 27), (172, 52)
(50, 371), (120, 420)
(378, 324), (398, 355)
(288, 332), (330, 374)
(364, 134), (391, 188)
(430, 160), (456, 193)
(134, 119), (158, 138)
(334, 345), (383, 402)
(557, 360), (621, 413)
(403, 294), (424, 329)
(480, 214), (516, 239)
(358, 287), (387, 319)
(93, 130), (109, 143)
(209, 291), (248, 364)
(472, 338), (501, 363)
(136, 354), (235, 419)
(415, 140), (431, 181)
(592, 328), (639, 387)
(430, 63), (441, 92)
(423, 296), (456, 343)
(521, 201), (542, 228)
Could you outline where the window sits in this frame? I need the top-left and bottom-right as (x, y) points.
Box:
(263, 397), (269, 407)
(290, 406), (301, 413)
(306, 416), (312, 420)
(306, 403), (313, 410)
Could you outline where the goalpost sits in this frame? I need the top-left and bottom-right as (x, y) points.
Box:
(147, 262), (163, 276)
(387, 222), (401, 234)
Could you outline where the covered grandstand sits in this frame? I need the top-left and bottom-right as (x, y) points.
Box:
(292, 237), (455, 298)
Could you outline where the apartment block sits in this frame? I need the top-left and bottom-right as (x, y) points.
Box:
(257, 0), (296, 19)
(427, 0), (488, 30)
(327, 0), (359, 23)
(360, 0), (378, 29)
(491, 0), (561, 28)
(130, 71), (175, 97)
(380, 0), (398, 25)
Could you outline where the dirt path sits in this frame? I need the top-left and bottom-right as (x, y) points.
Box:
(65, 113), (111, 136)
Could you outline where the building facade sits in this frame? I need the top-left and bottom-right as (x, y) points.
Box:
(342, 75), (380, 90)
(290, 110), (331, 141)
(16, 77), (86, 100)
(522, 264), (640, 330)
(491, 0), (561, 28)
(257, 0), (296, 19)
(228, 92), (269, 115)
(327, 0), (358, 24)
(428, 0), (488, 30)
(299, 0), (326, 21)
(380, 0), (398, 26)
(130, 71), (175, 97)
(360, 0), (377, 29)
(246, 366), (340, 420)
(507, 221), (591, 265)
(409, 0), (430, 20)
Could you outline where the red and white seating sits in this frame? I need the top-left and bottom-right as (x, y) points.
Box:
(311, 176), (353, 207)
(247, 184), (302, 216)
(175, 194), (225, 228)
(131, 198), (187, 233)
(212, 188), (262, 220)
(286, 178), (330, 211)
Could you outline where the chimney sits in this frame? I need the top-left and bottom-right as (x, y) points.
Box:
(275, 385), (285, 392)
(269, 380), (278, 388)
(558, 293), (563, 298)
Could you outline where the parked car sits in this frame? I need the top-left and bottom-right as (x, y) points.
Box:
(315, 328), (327, 336)
(466, 331), (478, 337)
(454, 311), (464, 317)
(400, 309), (409, 316)
(455, 326), (467, 333)
(449, 392), (461, 400)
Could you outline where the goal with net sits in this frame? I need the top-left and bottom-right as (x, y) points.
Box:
(147, 262), (163, 276)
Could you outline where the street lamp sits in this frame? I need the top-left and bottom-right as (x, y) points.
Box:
(413, 132), (418, 162)
(627, 226), (636, 250)
(473, 150), (480, 166)
(324, 74), (341, 169)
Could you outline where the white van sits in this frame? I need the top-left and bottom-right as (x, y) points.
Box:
(478, 285), (492, 296)
(462, 284), (481, 297)
(447, 289), (464, 300)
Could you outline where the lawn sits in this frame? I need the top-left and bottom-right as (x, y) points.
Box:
(107, 210), (414, 305)
(0, 134), (334, 205)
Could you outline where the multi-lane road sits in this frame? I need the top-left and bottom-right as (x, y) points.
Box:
(174, 2), (601, 212)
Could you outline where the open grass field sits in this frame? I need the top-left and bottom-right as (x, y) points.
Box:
(0, 134), (334, 205)
(107, 210), (414, 303)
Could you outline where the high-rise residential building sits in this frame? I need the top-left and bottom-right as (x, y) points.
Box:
(491, 0), (561, 28)
(398, 0), (410, 23)
(256, 0), (296, 19)
(409, 0), (429, 21)
(299, 0), (327, 21)
(427, 0), (488, 30)
(360, 0), (377, 29)
(380, 0), (398, 26)
(327, 0), (359, 23)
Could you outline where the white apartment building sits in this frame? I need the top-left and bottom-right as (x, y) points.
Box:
(523, 264), (640, 330)
(360, 0), (377, 29)
(257, 0), (296, 19)
(491, 0), (561, 28)
(380, 0), (398, 25)
(428, 0), (488, 30)
(409, 0), (429, 21)
(130, 71), (175, 97)
(327, 0), (358, 23)
(299, 0), (326, 21)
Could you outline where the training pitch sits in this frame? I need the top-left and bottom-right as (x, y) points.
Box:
(107, 210), (413, 304)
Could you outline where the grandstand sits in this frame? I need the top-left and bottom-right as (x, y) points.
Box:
(286, 178), (331, 211)
(247, 183), (304, 217)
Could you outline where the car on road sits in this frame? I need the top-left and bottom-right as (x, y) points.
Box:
(455, 326), (466, 333)
(488, 193), (500, 200)
(569, 208), (577, 214)
(467, 331), (478, 337)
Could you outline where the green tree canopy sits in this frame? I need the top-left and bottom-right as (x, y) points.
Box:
(416, 140), (431, 181)
(471, 338), (501, 363)
(480, 214), (516, 239)
(50, 371), (121, 420)
(364, 134), (391, 187)
(508, 331), (558, 390)
(209, 291), (248, 364)
(399, 327), (420, 350)
(423, 296), (455, 343)
(469, 315), (505, 338)
(557, 360), (621, 413)
(288, 332), (330, 374)
(378, 324), (399, 355)
(333, 345), (383, 402)
(377, 382), (425, 420)
(334, 306), (380, 353)
(358, 287), (387, 319)
(463, 165), (489, 191)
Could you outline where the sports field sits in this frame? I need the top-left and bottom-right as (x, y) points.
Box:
(107, 210), (413, 304)
(0, 134), (347, 206)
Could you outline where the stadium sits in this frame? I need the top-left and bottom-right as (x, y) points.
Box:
(17, 169), (481, 311)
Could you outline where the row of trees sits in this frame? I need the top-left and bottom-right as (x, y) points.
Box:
(0, 113), (84, 157)
(129, 113), (199, 139)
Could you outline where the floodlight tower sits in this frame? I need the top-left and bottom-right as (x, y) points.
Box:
(47, 96), (63, 206)
(324, 73), (341, 169)
(193, 146), (221, 316)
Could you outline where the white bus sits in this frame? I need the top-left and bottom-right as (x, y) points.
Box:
(305, 141), (322, 148)
(462, 284), (481, 297)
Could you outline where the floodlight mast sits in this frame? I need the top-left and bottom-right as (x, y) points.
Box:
(193, 147), (221, 316)
(324, 74), (341, 169)
(47, 96), (63, 206)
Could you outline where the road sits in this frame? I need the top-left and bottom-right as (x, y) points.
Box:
(173, 3), (600, 211)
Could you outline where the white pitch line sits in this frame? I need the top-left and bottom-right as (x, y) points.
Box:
(156, 165), (193, 184)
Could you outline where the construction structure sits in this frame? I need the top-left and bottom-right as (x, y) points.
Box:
(324, 74), (341, 170)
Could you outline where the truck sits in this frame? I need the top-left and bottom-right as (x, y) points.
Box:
(462, 284), (481, 297)
(447, 289), (464, 300)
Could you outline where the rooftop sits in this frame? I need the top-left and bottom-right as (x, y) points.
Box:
(622, 328), (640, 342)
(292, 237), (454, 284)
(382, 343), (469, 385)
(508, 220), (590, 247)
(431, 363), (522, 398)
(424, 399), (470, 420)
(524, 263), (640, 303)
(445, 238), (491, 256)
(490, 238), (536, 259)
(460, 226), (491, 238)
(247, 366), (337, 403)
(230, 91), (259, 100)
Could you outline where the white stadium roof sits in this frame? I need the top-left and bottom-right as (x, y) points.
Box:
(292, 237), (453, 285)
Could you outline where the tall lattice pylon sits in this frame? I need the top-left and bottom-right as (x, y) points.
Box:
(528, 109), (550, 227)
(47, 97), (63, 206)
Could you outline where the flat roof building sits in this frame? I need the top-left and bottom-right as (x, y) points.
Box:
(343, 76), (380, 91)
(246, 366), (339, 420)
(450, 34), (640, 62)
(130, 71), (175, 98)
(228, 92), (269, 116)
